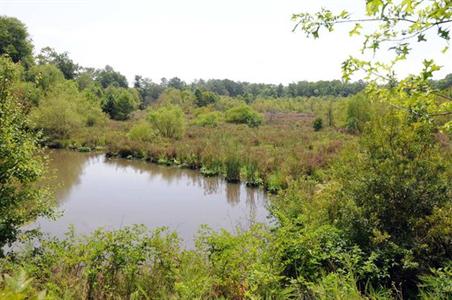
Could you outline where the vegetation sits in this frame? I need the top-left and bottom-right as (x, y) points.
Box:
(147, 105), (186, 139)
(102, 86), (139, 120)
(312, 117), (323, 131)
(0, 1), (451, 299)
(194, 111), (223, 127)
(0, 56), (52, 253)
(0, 16), (33, 66)
(225, 104), (263, 127)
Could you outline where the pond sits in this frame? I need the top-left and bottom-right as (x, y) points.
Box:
(30, 150), (269, 246)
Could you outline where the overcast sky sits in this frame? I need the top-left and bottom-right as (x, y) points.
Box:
(1, 0), (451, 84)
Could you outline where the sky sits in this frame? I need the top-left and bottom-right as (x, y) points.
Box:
(1, 0), (451, 85)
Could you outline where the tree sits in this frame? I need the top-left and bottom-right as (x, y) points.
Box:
(134, 75), (164, 107)
(102, 86), (139, 120)
(0, 17), (33, 66)
(194, 88), (218, 107)
(95, 65), (128, 89)
(167, 77), (186, 90)
(37, 47), (79, 80)
(76, 68), (97, 90)
(276, 83), (285, 97)
(0, 56), (51, 253)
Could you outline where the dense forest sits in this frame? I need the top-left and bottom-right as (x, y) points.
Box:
(0, 0), (451, 299)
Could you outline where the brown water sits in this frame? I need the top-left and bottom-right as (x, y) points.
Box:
(30, 150), (269, 246)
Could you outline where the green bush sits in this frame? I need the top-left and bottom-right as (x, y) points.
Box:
(194, 111), (223, 127)
(29, 82), (107, 138)
(197, 225), (287, 299)
(25, 63), (64, 91)
(311, 112), (451, 294)
(225, 104), (263, 127)
(266, 171), (287, 193)
(127, 121), (155, 142)
(313, 117), (323, 131)
(147, 105), (186, 139)
(346, 94), (371, 133)
(419, 265), (452, 300)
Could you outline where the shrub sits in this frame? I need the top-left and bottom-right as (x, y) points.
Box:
(127, 121), (155, 142)
(194, 111), (223, 127)
(225, 104), (263, 127)
(147, 105), (186, 139)
(29, 82), (106, 138)
(2, 226), (181, 299)
(419, 265), (452, 300)
(266, 171), (287, 193)
(197, 225), (285, 299)
(25, 63), (64, 91)
(346, 94), (371, 133)
(313, 117), (323, 131)
(157, 88), (195, 111)
(319, 112), (450, 293)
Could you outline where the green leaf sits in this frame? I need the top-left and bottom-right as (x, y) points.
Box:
(349, 23), (363, 36)
(417, 34), (426, 42)
(366, 0), (384, 15)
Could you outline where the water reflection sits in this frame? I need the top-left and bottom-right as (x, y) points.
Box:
(226, 184), (241, 206)
(33, 151), (269, 246)
(43, 150), (93, 201)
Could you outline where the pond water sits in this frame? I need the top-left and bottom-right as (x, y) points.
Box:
(30, 150), (269, 246)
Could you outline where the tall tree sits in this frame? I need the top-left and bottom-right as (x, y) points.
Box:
(37, 47), (80, 80)
(0, 16), (33, 67)
(95, 65), (128, 89)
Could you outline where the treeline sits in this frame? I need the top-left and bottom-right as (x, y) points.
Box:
(134, 76), (367, 104)
(26, 48), (452, 110)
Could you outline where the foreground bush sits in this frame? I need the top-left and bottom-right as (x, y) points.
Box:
(0, 225), (290, 299)
(3, 223), (447, 299)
